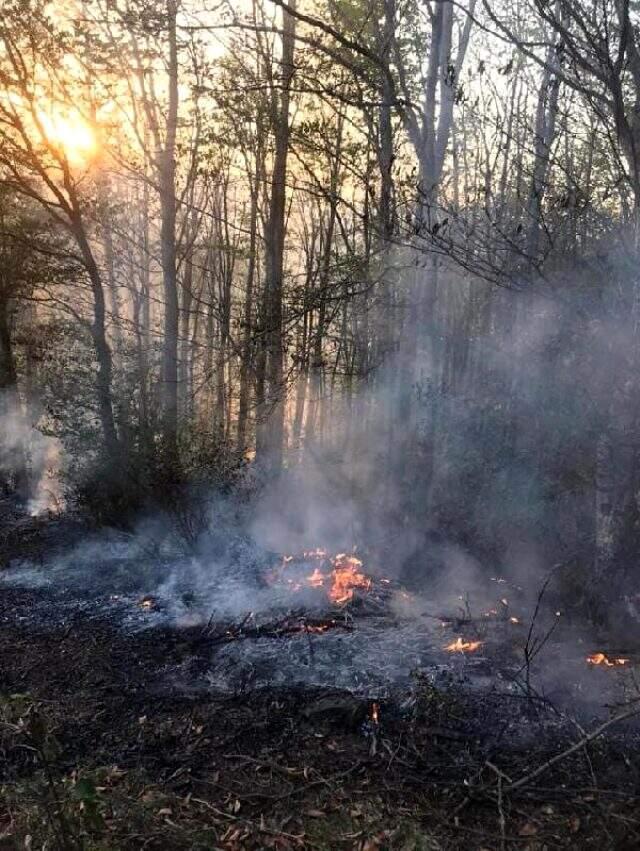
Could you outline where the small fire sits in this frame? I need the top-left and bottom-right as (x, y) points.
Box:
(304, 623), (332, 634)
(371, 701), (380, 724)
(330, 554), (372, 603)
(444, 637), (483, 653)
(139, 595), (157, 611)
(586, 652), (629, 667)
(275, 550), (372, 604)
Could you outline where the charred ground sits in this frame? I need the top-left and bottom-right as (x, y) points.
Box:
(2, 507), (640, 850)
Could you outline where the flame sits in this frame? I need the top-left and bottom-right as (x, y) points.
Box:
(329, 554), (371, 603)
(275, 550), (372, 604)
(303, 622), (333, 634)
(371, 702), (380, 724)
(586, 652), (629, 667)
(444, 637), (483, 653)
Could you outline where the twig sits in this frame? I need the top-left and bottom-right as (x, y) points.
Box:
(505, 703), (640, 793)
(497, 771), (506, 851)
(521, 568), (559, 700)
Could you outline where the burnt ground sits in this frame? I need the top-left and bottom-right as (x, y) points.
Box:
(1, 512), (640, 849)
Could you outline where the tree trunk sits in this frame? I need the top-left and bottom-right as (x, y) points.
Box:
(159, 0), (180, 460)
(237, 180), (260, 456)
(0, 297), (28, 497)
(179, 241), (195, 422)
(526, 45), (560, 260)
(260, 0), (296, 473)
(71, 218), (120, 458)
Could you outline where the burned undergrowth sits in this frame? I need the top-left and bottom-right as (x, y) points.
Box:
(2, 522), (640, 849)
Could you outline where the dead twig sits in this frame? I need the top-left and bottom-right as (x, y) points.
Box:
(505, 702), (640, 794)
(487, 762), (507, 851)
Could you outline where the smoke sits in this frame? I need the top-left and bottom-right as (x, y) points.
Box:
(0, 265), (624, 622)
(3, 254), (640, 716)
(250, 452), (364, 554)
(0, 390), (63, 514)
(213, 252), (640, 626)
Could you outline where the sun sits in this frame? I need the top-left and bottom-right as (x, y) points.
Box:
(37, 106), (97, 163)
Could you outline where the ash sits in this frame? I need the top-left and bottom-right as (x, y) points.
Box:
(199, 617), (491, 696)
(2, 553), (638, 728)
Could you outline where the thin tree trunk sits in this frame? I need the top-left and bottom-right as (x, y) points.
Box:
(71, 218), (120, 457)
(526, 44), (560, 260)
(237, 181), (260, 456)
(0, 297), (28, 497)
(159, 0), (180, 459)
(260, 0), (296, 472)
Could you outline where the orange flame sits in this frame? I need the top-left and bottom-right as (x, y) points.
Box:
(276, 550), (372, 604)
(586, 652), (629, 667)
(329, 554), (371, 603)
(444, 637), (483, 653)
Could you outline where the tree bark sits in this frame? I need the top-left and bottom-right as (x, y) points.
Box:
(260, 0), (296, 472)
(159, 0), (180, 460)
(70, 218), (120, 458)
(0, 296), (28, 497)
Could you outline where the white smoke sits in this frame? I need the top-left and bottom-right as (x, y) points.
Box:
(0, 390), (64, 514)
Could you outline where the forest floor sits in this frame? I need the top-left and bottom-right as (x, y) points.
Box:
(1, 506), (640, 850)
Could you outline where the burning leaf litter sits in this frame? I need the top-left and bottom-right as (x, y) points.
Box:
(272, 550), (374, 604)
(586, 652), (630, 668)
(444, 637), (483, 653)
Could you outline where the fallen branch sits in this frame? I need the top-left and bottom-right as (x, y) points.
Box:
(505, 703), (640, 793)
